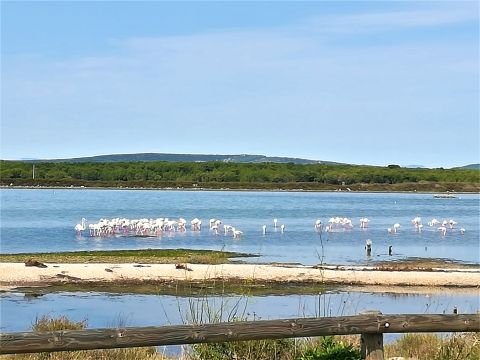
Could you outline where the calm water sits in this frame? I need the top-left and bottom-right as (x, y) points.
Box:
(1, 189), (479, 265)
(1, 288), (478, 333)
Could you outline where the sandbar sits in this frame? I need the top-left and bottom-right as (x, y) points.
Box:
(0, 262), (479, 289)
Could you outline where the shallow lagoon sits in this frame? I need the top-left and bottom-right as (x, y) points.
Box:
(1, 189), (479, 265)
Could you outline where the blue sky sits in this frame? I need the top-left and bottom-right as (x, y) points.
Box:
(1, 1), (479, 168)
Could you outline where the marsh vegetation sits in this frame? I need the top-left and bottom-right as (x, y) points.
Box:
(2, 161), (478, 192)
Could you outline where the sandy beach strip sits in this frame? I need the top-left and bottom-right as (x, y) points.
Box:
(0, 262), (479, 288)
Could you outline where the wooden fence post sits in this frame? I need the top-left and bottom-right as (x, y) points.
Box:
(360, 310), (384, 360)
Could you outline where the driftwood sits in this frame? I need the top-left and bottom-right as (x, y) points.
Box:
(175, 263), (193, 271)
(24, 259), (47, 268)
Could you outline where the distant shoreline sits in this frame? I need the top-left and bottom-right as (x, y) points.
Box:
(1, 185), (478, 194)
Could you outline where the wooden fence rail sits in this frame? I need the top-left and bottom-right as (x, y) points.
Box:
(1, 313), (479, 359)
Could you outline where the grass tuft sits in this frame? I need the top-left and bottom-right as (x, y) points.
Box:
(32, 315), (86, 332)
(384, 332), (480, 360)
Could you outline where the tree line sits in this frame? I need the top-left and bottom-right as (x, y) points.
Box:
(1, 161), (478, 189)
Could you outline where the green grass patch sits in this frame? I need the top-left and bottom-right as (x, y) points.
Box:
(0, 248), (256, 265)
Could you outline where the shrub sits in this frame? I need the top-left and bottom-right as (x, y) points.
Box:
(191, 338), (295, 360)
(298, 336), (361, 360)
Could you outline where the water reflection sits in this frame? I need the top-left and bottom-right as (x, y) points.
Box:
(1, 288), (478, 333)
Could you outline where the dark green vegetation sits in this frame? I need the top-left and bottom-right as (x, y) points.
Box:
(0, 249), (255, 265)
(1, 160), (479, 191)
(194, 336), (362, 360)
(298, 337), (361, 360)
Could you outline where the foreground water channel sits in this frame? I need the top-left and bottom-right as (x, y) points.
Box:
(2, 286), (478, 335)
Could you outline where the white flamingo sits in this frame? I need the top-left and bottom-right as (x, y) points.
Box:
(273, 218), (278, 229)
(314, 219), (322, 231)
(327, 216), (353, 231)
(280, 224), (285, 233)
(74, 218), (86, 234)
(262, 225), (267, 235)
(360, 217), (370, 229)
(224, 225), (233, 234)
(209, 218), (216, 229)
(393, 223), (401, 233)
(448, 219), (457, 229)
(411, 217), (422, 226)
(211, 224), (219, 235)
(411, 217), (422, 231)
(438, 226), (447, 236)
(90, 223), (102, 237)
(191, 218), (201, 231)
(232, 227), (243, 239)
(177, 218), (187, 231)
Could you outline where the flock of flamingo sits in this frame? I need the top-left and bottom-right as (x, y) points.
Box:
(387, 217), (465, 236)
(318, 216), (464, 236)
(74, 216), (466, 238)
(74, 217), (244, 238)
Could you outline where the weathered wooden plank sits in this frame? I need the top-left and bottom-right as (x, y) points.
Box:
(380, 313), (479, 333)
(1, 313), (478, 354)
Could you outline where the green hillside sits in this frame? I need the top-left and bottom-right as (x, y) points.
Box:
(1, 160), (478, 192)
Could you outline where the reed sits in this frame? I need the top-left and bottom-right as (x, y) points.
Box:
(384, 332), (480, 360)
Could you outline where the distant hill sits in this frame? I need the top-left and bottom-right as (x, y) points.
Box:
(457, 164), (480, 170)
(20, 153), (342, 165)
(405, 165), (425, 169)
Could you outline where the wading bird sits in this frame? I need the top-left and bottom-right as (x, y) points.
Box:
(74, 218), (86, 234)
